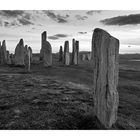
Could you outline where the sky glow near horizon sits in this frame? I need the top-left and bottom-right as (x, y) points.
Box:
(1, 10), (140, 54)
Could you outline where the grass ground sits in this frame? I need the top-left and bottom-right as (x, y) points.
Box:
(0, 53), (140, 129)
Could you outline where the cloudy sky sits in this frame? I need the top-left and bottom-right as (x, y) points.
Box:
(1, 10), (140, 54)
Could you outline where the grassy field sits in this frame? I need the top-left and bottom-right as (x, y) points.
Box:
(0, 53), (140, 129)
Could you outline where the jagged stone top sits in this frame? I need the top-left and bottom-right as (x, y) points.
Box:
(18, 39), (24, 46)
(2, 40), (6, 46)
(93, 28), (119, 42)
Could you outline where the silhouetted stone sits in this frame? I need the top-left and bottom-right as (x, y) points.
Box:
(75, 40), (79, 64)
(10, 54), (15, 65)
(59, 46), (63, 62)
(0, 40), (7, 64)
(24, 45), (28, 66)
(27, 47), (31, 72)
(71, 39), (75, 64)
(14, 39), (25, 66)
(92, 28), (119, 128)
(40, 31), (52, 67)
(71, 39), (79, 65)
(0, 41), (1, 64)
(6, 51), (11, 65)
(64, 41), (70, 65)
(28, 46), (32, 62)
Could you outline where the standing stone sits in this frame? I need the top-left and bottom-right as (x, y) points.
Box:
(71, 39), (75, 64)
(75, 40), (79, 64)
(0, 40), (7, 64)
(14, 39), (25, 66)
(0, 41), (1, 64)
(82, 54), (86, 61)
(27, 47), (31, 72)
(10, 54), (15, 65)
(71, 39), (79, 65)
(59, 46), (63, 62)
(87, 53), (91, 61)
(92, 28), (119, 128)
(64, 41), (70, 65)
(24, 45), (29, 67)
(28, 46), (32, 62)
(6, 51), (11, 65)
(40, 31), (52, 67)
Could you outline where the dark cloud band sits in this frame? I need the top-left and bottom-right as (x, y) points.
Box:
(100, 14), (140, 26)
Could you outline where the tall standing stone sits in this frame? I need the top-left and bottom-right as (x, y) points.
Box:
(0, 40), (7, 64)
(10, 53), (15, 65)
(27, 47), (31, 72)
(75, 40), (79, 64)
(6, 51), (11, 65)
(40, 31), (52, 67)
(92, 28), (119, 128)
(71, 39), (75, 64)
(0, 41), (1, 64)
(14, 39), (25, 66)
(64, 41), (70, 65)
(28, 46), (32, 62)
(71, 39), (79, 65)
(59, 46), (63, 62)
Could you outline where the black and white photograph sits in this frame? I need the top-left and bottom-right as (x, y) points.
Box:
(0, 1), (140, 138)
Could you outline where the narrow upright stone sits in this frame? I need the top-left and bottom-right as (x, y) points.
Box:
(14, 39), (25, 66)
(40, 31), (46, 60)
(0, 40), (7, 64)
(64, 41), (70, 65)
(6, 51), (11, 65)
(59, 46), (63, 62)
(71, 39), (79, 65)
(40, 31), (52, 67)
(28, 46), (33, 62)
(92, 28), (119, 128)
(10, 54), (15, 65)
(75, 40), (79, 64)
(0, 41), (1, 64)
(27, 47), (31, 72)
(71, 39), (75, 64)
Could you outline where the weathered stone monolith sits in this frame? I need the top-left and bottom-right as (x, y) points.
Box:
(24, 45), (29, 67)
(59, 46), (63, 62)
(71, 39), (75, 64)
(64, 41), (70, 65)
(71, 39), (79, 65)
(27, 47), (31, 72)
(14, 39), (25, 66)
(0, 41), (1, 64)
(6, 51), (11, 65)
(75, 40), (79, 64)
(10, 54), (15, 65)
(92, 28), (119, 128)
(0, 40), (7, 64)
(40, 31), (52, 67)
(28, 46), (32, 62)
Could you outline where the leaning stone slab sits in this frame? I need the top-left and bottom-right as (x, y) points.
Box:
(92, 28), (119, 128)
